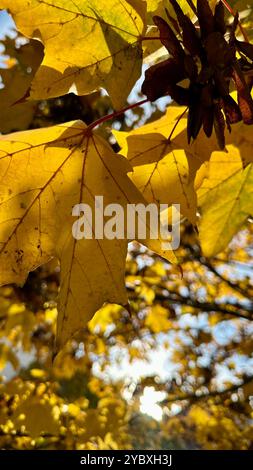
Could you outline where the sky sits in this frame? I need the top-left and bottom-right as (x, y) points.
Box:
(0, 10), (15, 37)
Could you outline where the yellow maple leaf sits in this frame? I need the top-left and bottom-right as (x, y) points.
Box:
(196, 121), (253, 256)
(0, 121), (175, 350)
(0, 0), (146, 109)
(114, 105), (216, 223)
(195, 148), (243, 202)
(199, 164), (253, 257)
(0, 39), (44, 133)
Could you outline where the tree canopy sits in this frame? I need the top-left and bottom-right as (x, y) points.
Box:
(0, 0), (253, 450)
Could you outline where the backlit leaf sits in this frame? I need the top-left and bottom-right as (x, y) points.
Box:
(199, 164), (253, 257)
(0, 38), (44, 133)
(114, 105), (217, 223)
(0, 121), (174, 350)
(197, 120), (253, 256)
(0, 0), (146, 109)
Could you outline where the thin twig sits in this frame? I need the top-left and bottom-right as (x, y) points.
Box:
(161, 374), (253, 405)
(88, 98), (149, 131)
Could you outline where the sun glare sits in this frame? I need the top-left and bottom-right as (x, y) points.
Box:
(140, 387), (166, 421)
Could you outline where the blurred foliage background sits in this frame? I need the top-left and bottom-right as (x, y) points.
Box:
(0, 9), (253, 450)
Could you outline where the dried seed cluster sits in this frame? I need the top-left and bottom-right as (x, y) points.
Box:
(142, 0), (253, 148)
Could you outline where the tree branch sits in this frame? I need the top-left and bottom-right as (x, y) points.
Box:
(161, 374), (253, 405)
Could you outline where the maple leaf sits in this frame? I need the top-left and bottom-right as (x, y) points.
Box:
(0, 38), (44, 133)
(196, 119), (253, 256)
(114, 105), (217, 223)
(0, 0), (146, 109)
(199, 163), (253, 257)
(0, 121), (174, 351)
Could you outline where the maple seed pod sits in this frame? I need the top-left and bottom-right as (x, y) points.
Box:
(202, 107), (214, 138)
(169, 0), (186, 24)
(197, 0), (215, 38)
(165, 7), (181, 35)
(181, 14), (202, 56)
(153, 15), (184, 60)
(184, 55), (198, 81)
(214, 1), (226, 35)
(187, 84), (204, 143)
(142, 0), (253, 149)
(141, 59), (186, 102)
(214, 103), (226, 150)
(222, 95), (242, 125)
(236, 40), (253, 62)
(169, 0), (202, 56)
(232, 65), (253, 125)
